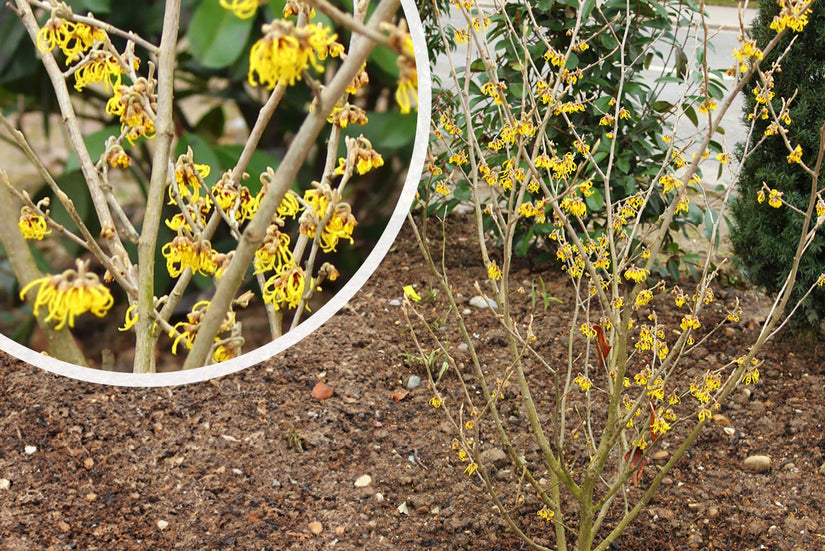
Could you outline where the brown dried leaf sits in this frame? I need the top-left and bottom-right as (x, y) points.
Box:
(390, 390), (409, 402)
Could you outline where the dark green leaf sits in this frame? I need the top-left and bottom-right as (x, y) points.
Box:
(188, 1), (254, 69)
(683, 104), (699, 127)
(343, 111), (415, 150)
(651, 100), (673, 113)
(67, 0), (111, 14)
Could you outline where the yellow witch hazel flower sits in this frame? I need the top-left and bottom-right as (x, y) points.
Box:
(18, 206), (51, 240)
(770, 0), (811, 32)
(733, 39), (764, 65)
(19, 259), (114, 330)
(170, 151), (211, 206)
(624, 265), (650, 283)
(262, 263), (306, 311)
(334, 135), (384, 176)
(211, 172), (258, 222)
(254, 223), (294, 274)
(300, 182), (358, 252)
(220, 0), (267, 19)
(37, 17), (106, 64)
(767, 188), (783, 208)
(403, 285), (421, 302)
(787, 144), (803, 164)
(248, 20), (340, 89)
(393, 30), (418, 114)
(574, 373), (593, 392)
(105, 78), (157, 144)
(170, 300), (237, 355)
(316, 203), (357, 252)
(161, 232), (219, 277)
(73, 50), (132, 92)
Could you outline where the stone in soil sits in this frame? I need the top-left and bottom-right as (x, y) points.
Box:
(743, 455), (771, 473)
(308, 521), (323, 535)
(311, 381), (334, 400)
(354, 474), (372, 487)
(469, 296), (498, 310)
(479, 447), (508, 468)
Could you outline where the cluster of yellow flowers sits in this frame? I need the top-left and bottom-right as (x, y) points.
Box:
(769, 0), (812, 32)
(262, 264), (307, 311)
(37, 16), (106, 63)
(248, 20), (342, 89)
(161, 233), (219, 278)
(300, 182), (358, 253)
(19, 260), (113, 331)
(731, 38), (764, 73)
(170, 300), (238, 356)
(105, 78), (157, 144)
(73, 50), (132, 92)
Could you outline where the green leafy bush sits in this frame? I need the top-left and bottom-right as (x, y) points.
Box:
(730, 0), (825, 331)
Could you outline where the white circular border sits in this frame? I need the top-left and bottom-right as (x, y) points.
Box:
(0, 0), (431, 387)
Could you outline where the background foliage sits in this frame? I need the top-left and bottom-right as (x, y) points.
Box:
(730, 0), (825, 331)
(424, 0), (728, 278)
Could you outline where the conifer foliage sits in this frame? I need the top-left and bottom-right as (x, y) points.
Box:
(731, 0), (825, 331)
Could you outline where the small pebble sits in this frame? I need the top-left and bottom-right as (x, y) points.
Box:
(308, 521), (323, 535)
(24, 446), (36, 455)
(407, 375), (422, 390)
(712, 414), (731, 427)
(461, 308), (471, 315)
(688, 531), (703, 548)
(388, 299), (401, 307)
(157, 520), (169, 530)
(651, 450), (669, 461)
(311, 382), (334, 400)
(375, 493), (384, 503)
(457, 343), (469, 351)
(0, 479), (10, 490)
(469, 296), (498, 310)
(707, 507), (719, 519)
(743, 455), (771, 473)
(354, 474), (372, 488)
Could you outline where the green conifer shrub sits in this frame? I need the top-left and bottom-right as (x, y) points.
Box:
(730, 0), (825, 331)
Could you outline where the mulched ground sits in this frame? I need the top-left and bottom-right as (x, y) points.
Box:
(1, 213), (824, 550)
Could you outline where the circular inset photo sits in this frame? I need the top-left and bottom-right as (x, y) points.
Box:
(0, 0), (429, 384)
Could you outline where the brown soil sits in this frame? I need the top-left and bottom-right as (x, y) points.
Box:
(1, 213), (824, 551)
